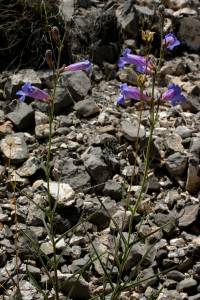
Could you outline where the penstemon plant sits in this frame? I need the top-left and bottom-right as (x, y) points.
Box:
(107, 8), (186, 300)
(15, 25), (93, 300)
(13, 5), (187, 300)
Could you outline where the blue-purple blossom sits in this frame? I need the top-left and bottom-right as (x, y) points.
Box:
(161, 83), (186, 106)
(118, 48), (147, 69)
(63, 60), (92, 75)
(118, 48), (155, 74)
(163, 33), (180, 50)
(116, 83), (149, 105)
(16, 82), (50, 102)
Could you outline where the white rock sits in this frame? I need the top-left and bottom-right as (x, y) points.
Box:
(43, 181), (75, 206)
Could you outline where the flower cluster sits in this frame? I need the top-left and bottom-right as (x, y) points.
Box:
(116, 33), (186, 106)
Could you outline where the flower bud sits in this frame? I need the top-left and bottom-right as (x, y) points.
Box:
(45, 49), (53, 69)
(141, 30), (155, 43)
(51, 26), (60, 43)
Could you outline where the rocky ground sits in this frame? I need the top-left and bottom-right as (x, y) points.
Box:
(0, 0), (200, 299)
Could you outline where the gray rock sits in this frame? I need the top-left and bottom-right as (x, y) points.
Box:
(92, 235), (114, 276)
(26, 265), (41, 281)
(116, 0), (138, 37)
(0, 133), (28, 163)
(175, 126), (193, 139)
(103, 180), (122, 201)
(60, 71), (91, 101)
(83, 147), (111, 185)
(154, 212), (177, 235)
(54, 86), (74, 113)
(40, 241), (54, 255)
(166, 270), (185, 282)
(74, 98), (100, 117)
(58, 273), (90, 299)
(186, 137), (200, 193)
(59, 0), (75, 22)
(124, 242), (156, 272)
(165, 133), (184, 153)
(165, 152), (187, 177)
(177, 278), (197, 293)
(27, 194), (46, 226)
(179, 204), (199, 227)
(110, 208), (131, 232)
(42, 181), (75, 207)
(11, 280), (41, 300)
(52, 157), (91, 192)
(16, 156), (41, 177)
(137, 267), (157, 291)
(34, 111), (57, 139)
(6, 102), (34, 131)
(178, 17), (200, 51)
(121, 120), (145, 142)
(183, 95), (200, 113)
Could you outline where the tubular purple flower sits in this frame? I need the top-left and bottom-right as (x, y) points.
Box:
(16, 82), (50, 102)
(163, 33), (180, 50)
(118, 48), (155, 74)
(118, 48), (147, 69)
(161, 83), (186, 106)
(63, 60), (92, 75)
(116, 83), (149, 105)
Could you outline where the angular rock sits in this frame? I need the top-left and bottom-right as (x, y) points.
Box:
(165, 152), (187, 177)
(178, 17), (200, 51)
(154, 212), (177, 235)
(60, 71), (91, 101)
(186, 137), (200, 193)
(35, 111), (56, 139)
(166, 270), (185, 282)
(59, 0), (75, 22)
(0, 133), (28, 163)
(183, 95), (200, 113)
(110, 208), (131, 232)
(16, 156), (41, 177)
(52, 157), (91, 192)
(124, 242), (156, 272)
(27, 194), (46, 226)
(177, 278), (197, 293)
(121, 119), (145, 142)
(103, 180), (122, 201)
(74, 98), (100, 117)
(179, 204), (199, 227)
(43, 181), (75, 206)
(84, 155), (110, 185)
(175, 126), (193, 139)
(137, 267), (157, 291)
(164, 133), (184, 153)
(58, 273), (90, 299)
(116, 0), (138, 37)
(6, 102), (35, 131)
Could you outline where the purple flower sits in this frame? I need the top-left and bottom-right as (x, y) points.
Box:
(118, 48), (155, 74)
(118, 48), (147, 69)
(161, 83), (186, 106)
(16, 82), (50, 102)
(116, 83), (149, 105)
(63, 60), (92, 75)
(163, 33), (180, 50)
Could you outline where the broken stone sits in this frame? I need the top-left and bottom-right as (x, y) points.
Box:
(0, 133), (28, 163)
